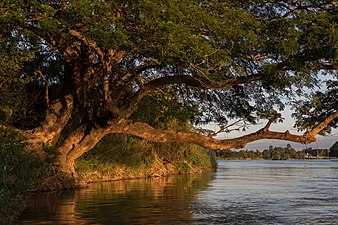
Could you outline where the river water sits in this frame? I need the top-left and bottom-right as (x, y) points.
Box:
(17, 160), (338, 224)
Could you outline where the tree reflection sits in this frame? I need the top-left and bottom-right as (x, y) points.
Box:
(18, 173), (213, 224)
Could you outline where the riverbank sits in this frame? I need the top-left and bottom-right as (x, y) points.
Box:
(15, 160), (338, 224)
(0, 131), (216, 224)
(76, 136), (216, 183)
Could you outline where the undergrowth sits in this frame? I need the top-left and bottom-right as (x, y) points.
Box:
(0, 128), (48, 224)
(76, 134), (216, 181)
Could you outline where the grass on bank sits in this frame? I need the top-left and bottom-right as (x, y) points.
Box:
(76, 134), (216, 182)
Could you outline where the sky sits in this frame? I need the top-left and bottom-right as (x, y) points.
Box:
(207, 106), (338, 151)
(207, 74), (338, 151)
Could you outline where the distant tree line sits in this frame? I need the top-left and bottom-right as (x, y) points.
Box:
(214, 144), (333, 160)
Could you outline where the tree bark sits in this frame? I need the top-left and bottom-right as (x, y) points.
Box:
(25, 95), (74, 155)
(57, 124), (108, 175)
(111, 121), (317, 150)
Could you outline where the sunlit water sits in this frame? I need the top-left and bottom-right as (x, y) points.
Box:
(17, 160), (338, 224)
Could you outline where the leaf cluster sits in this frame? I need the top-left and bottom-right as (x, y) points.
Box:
(0, 0), (337, 131)
(292, 81), (338, 134)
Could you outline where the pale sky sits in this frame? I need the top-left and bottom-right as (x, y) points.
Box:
(201, 74), (337, 150)
(206, 106), (338, 150)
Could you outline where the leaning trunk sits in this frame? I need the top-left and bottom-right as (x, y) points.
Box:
(50, 124), (110, 188)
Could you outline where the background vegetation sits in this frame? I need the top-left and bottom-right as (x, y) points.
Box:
(214, 144), (334, 160)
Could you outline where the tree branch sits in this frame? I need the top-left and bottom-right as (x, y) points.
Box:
(108, 120), (315, 150)
(114, 110), (337, 150)
(68, 29), (105, 63)
(114, 63), (162, 88)
(263, 113), (282, 131)
(26, 95), (74, 153)
(282, 1), (338, 17)
(61, 109), (338, 163)
(37, 69), (49, 107)
(109, 118), (320, 151)
(307, 111), (338, 137)
(133, 73), (262, 102)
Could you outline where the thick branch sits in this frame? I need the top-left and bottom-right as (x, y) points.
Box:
(114, 111), (337, 150)
(26, 95), (74, 153)
(134, 74), (262, 102)
(59, 109), (337, 165)
(307, 111), (338, 137)
(68, 29), (105, 63)
(118, 121), (316, 150)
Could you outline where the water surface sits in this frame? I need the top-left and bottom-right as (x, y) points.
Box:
(193, 160), (338, 225)
(17, 160), (338, 224)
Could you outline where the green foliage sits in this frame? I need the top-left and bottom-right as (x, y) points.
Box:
(0, 128), (48, 224)
(76, 134), (216, 179)
(79, 134), (155, 170)
(1, 0), (337, 131)
(292, 82), (338, 134)
(186, 146), (216, 170)
(132, 89), (198, 129)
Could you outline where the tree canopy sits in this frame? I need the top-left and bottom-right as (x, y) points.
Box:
(0, 0), (337, 174)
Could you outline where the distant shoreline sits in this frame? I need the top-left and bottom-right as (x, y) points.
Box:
(216, 157), (337, 161)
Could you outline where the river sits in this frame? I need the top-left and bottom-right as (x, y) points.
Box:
(17, 160), (338, 224)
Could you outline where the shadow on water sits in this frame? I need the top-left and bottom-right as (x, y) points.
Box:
(16, 173), (214, 225)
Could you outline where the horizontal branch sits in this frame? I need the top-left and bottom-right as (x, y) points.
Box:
(130, 56), (337, 106)
(62, 110), (337, 163)
(133, 73), (262, 102)
(118, 122), (315, 150)
(96, 114), (337, 150)
(108, 110), (337, 150)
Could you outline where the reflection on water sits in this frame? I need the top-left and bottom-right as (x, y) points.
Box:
(17, 160), (338, 225)
(17, 173), (213, 225)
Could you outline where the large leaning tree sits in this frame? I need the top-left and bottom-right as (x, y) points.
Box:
(0, 0), (337, 176)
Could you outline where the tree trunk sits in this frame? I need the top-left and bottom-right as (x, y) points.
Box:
(25, 95), (74, 155)
(54, 124), (110, 183)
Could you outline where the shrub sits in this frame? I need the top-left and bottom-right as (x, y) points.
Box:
(0, 128), (47, 224)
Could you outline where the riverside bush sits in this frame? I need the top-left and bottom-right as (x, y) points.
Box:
(76, 134), (216, 179)
(0, 128), (47, 224)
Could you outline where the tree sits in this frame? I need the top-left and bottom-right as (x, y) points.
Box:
(1, 0), (337, 182)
